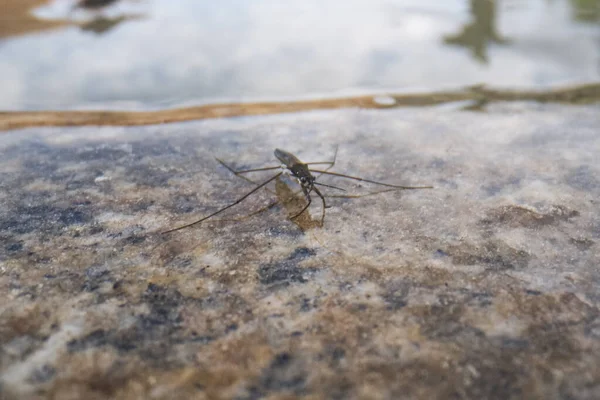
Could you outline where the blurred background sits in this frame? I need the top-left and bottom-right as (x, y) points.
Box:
(1, 0), (599, 111)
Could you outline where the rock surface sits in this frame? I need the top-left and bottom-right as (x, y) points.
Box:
(1, 104), (599, 399)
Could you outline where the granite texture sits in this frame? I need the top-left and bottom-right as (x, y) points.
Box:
(1, 104), (599, 399)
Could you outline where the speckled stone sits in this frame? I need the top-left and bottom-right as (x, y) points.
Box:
(1, 104), (599, 399)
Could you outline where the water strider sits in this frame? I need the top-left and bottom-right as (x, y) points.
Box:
(161, 148), (432, 234)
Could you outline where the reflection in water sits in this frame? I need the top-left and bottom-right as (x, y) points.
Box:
(0, 0), (68, 39)
(443, 0), (509, 63)
(71, 0), (142, 35)
(569, 0), (600, 22)
(79, 15), (140, 34)
(275, 177), (321, 231)
(75, 0), (120, 10)
(0, 0), (598, 110)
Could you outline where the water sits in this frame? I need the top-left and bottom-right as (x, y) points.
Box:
(0, 0), (599, 110)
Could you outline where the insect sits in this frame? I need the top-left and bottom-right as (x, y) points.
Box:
(161, 148), (432, 234)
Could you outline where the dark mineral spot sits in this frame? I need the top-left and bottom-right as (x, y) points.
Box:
(419, 304), (486, 342)
(131, 200), (154, 212)
(267, 224), (303, 238)
(584, 317), (600, 340)
(167, 255), (193, 269)
(566, 165), (600, 192)
(1, 203), (93, 234)
(569, 237), (594, 251)
(328, 346), (346, 364)
(428, 158), (446, 169)
(460, 289), (493, 307)
(6, 141), (52, 160)
(58, 207), (91, 226)
(5, 242), (23, 252)
(75, 146), (131, 162)
(458, 352), (528, 400)
(434, 249), (448, 257)
(258, 247), (317, 286)
(382, 280), (411, 310)
(68, 283), (200, 357)
(482, 205), (579, 229)
(236, 352), (308, 399)
(65, 180), (91, 191)
(186, 335), (214, 344)
(22, 159), (59, 174)
(299, 297), (316, 312)
(67, 329), (110, 352)
(482, 176), (522, 196)
(126, 164), (172, 187)
(28, 364), (56, 384)
(260, 353), (307, 392)
(89, 225), (105, 235)
(133, 284), (206, 353)
(525, 289), (542, 296)
(122, 235), (146, 245)
(82, 265), (112, 292)
(496, 337), (530, 350)
(131, 140), (180, 158)
(170, 194), (201, 214)
(141, 283), (185, 328)
(288, 247), (316, 260)
(446, 240), (530, 270)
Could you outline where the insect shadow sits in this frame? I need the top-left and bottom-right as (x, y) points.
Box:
(162, 147), (432, 234)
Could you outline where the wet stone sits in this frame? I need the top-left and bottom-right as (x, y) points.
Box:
(0, 105), (599, 399)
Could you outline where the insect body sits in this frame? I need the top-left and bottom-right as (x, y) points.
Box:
(161, 148), (432, 234)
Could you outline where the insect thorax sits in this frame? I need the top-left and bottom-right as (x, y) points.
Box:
(289, 164), (314, 185)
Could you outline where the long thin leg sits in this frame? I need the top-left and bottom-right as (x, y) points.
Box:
(306, 145), (338, 168)
(285, 147), (336, 223)
(216, 158), (278, 195)
(325, 187), (408, 199)
(234, 166), (281, 174)
(218, 157), (308, 219)
(215, 147), (338, 225)
(290, 188), (312, 220)
(221, 146), (337, 175)
(211, 199), (282, 223)
(310, 169), (433, 189)
(314, 182), (345, 191)
(218, 156), (296, 205)
(312, 186), (327, 226)
(161, 172), (282, 234)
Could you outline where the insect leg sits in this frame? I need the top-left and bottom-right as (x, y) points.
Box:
(310, 169), (433, 189)
(217, 157), (303, 212)
(232, 166), (281, 174)
(216, 158), (279, 194)
(306, 145), (338, 170)
(290, 187), (312, 220)
(325, 187), (405, 199)
(212, 200), (282, 223)
(314, 181), (345, 191)
(161, 172), (282, 234)
(312, 186), (327, 225)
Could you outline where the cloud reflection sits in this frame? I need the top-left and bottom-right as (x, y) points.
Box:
(0, 0), (598, 110)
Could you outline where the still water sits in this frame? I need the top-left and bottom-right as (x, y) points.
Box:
(1, 0), (599, 110)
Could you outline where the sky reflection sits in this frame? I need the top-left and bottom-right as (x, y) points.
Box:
(0, 0), (598, 110)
